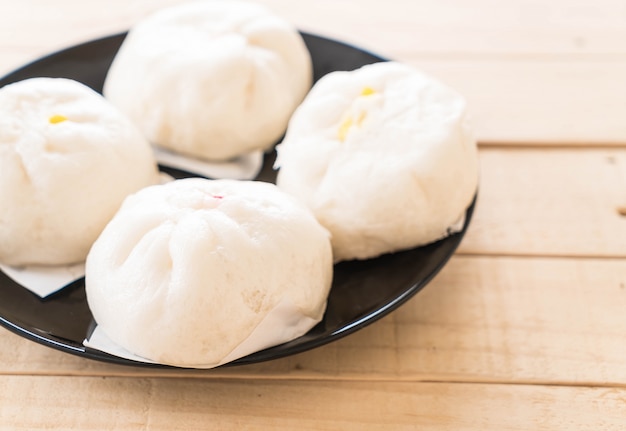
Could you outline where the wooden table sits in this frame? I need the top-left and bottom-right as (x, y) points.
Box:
(1, 1), (626, 429)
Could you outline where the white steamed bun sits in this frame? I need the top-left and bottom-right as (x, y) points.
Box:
(275, 61), (479, 261)
(85, 178), (333, 368)
(104, 0), (312, 161)
(0, 77), (158, 266)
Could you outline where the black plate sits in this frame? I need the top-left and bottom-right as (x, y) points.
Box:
(0, 32), (476, 368)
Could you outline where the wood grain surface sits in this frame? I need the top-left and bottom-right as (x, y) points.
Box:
(0, 0), (625, 429)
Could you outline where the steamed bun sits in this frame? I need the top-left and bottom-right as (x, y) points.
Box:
(0, 77), (158, 266)
(104, 0), (312, 161)
(85, 178), (333, 368)
(275, 61), (479, 261)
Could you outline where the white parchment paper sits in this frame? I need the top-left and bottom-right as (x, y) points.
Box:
(0, 262), (85, 298)
(153, 146), (264, 180)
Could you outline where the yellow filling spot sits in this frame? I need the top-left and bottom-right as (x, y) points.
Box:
(337, 87), (376, 141)
(49, 114), (68, 124)
(337, 116), (353, 142)
(360, 86), (376, 96)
